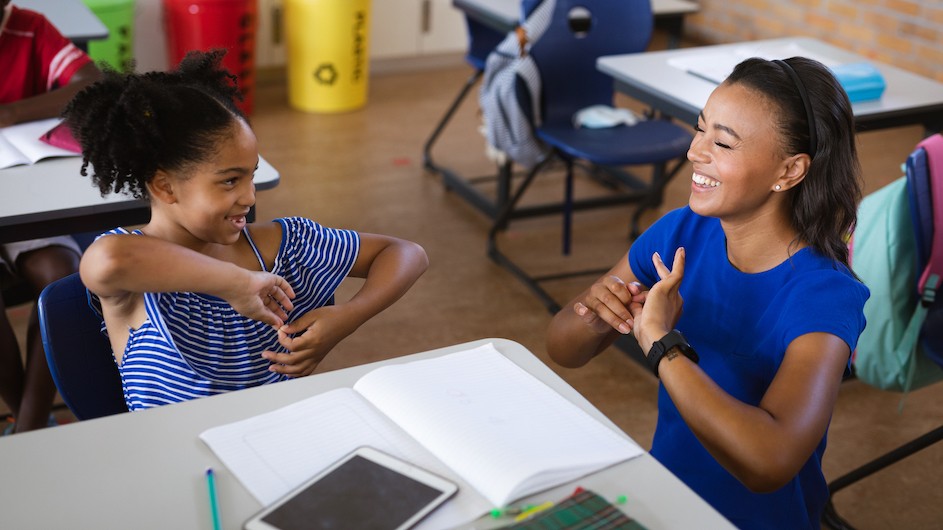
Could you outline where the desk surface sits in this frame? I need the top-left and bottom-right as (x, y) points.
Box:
(16, 0), (109, 43)
(598, 37), (943, 132)
(454, 0), (699, 33)
(0, 338), (733, 530)
(0, 156), (280, 243)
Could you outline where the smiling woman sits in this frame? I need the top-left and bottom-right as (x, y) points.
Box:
(546, 56), (869, 530)
(61, 50), (429, 411)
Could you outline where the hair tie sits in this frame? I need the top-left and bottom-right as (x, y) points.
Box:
(773, 59), (817, 159)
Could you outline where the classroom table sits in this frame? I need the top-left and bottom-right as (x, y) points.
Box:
(454, 0), (700, 49)
(0, 338), (734, 530)
(597, 37), (943, 134)
(0, 156), (280, 244)
(17, 0), (109, 49)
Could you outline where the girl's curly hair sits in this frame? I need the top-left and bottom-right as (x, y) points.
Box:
(63, 49), (246, 199)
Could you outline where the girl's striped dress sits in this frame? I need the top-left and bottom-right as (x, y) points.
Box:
(90, 217), (359, 411)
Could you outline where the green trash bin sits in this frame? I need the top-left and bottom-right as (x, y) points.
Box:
(82, 0), (136, 72)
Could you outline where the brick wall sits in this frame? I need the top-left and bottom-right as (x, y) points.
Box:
(684, 0), (943, 82)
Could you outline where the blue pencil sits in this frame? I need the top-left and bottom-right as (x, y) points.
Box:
(206, 468), (222, 530)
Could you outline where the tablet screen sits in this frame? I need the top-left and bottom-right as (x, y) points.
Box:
(255, 452), (454, 530)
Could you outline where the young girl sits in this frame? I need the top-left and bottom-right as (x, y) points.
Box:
(547, 57), (869, 529)
(63, 51), (428, 411)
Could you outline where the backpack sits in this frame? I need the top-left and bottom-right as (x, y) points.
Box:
(851, 134), (943, 393)
(478, 0), (555, 169)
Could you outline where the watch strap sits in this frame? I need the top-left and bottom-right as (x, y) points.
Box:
(647, 330), (698, 378)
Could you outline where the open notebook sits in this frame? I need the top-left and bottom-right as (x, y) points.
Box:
(0, 118), (81, 170)
(200, 343), (643, 529)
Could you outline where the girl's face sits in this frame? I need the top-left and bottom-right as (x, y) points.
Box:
(167, 119), (259, 246)
(686, 82), (792, 224)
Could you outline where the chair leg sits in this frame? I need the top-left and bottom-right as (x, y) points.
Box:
(562, 158), (575, 256)
(487, 158), (564, 314)
(422, 68), (483, 173)
(822, 424), (943, 529)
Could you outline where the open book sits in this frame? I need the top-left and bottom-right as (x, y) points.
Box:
(0, 118), (81, 170)
(200, 343), (643, 529)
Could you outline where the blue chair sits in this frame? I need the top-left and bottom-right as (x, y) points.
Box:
(37, 272), (127, 420)
(486, 0), (692, 313)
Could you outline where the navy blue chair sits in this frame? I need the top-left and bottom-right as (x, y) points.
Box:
(486, 0), (692, 313)
(37, 272), (127, 420)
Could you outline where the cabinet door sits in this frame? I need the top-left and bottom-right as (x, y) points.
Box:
(256, 0), (287, 67)
(370, 0), (422, 59)
(419, 0), (467, 55)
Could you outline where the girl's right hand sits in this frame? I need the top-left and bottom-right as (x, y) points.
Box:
(573, 275), (647, 335)
(225, 271), (296, 327)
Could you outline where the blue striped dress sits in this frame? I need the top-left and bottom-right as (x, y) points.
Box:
(90, 217), (360, 411)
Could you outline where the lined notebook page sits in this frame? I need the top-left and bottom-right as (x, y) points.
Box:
(199, 388), (443, 505)
(199, 389), (495, 529)
(353, 343), (643, 506)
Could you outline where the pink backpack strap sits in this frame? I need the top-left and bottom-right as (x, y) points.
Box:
(916, 133), (943, 303)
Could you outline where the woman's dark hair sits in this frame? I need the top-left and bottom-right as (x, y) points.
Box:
(725, 57), (861, 267)
(63, 50), (245, 199)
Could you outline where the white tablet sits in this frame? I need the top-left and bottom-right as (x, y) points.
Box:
(243, 447), (458, 530)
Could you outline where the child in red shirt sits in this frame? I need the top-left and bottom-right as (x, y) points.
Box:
(0, 0), (101, 433)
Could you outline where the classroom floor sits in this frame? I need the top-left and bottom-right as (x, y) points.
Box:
(5, 33), (943, 529)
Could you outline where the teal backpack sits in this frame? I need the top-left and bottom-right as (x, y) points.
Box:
(851, 134), (943, 393)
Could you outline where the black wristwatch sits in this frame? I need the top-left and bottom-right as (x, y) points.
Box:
(647, 329), (698, 378)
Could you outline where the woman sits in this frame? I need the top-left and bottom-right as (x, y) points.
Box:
(546, 57), (869, 529)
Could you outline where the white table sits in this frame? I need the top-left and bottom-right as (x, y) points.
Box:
(454, 0), (699, 48)
(0, 338), (733, 530)
(0, 156), (280, 243)
(17, 0), (109, 48)
(598, 37), (943, 133)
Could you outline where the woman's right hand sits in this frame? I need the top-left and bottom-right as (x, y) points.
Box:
(573, 275), (647, 335)
(225, 270), (296, 328)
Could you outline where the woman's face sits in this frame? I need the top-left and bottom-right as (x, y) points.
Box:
(686, 82), (791, 223)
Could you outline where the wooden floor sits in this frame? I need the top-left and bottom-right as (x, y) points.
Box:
(6, 44), (943, 528)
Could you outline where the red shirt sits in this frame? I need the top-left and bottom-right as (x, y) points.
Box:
(0, 4), (93, 103)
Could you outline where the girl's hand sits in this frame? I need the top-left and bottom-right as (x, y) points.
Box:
(633, 248), (685, 353)
(573, 275), (647, 335)
(224, 271), (295, 328)
(261, 305), (357, 377)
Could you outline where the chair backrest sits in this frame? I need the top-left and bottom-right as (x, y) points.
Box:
(38, 272), (127, 420)
(464, 17), (505, 71)
(529, 0), (653, 127)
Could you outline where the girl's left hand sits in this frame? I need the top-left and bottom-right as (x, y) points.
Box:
(632, 247), (686, 354)
(260, 305), (358, 377)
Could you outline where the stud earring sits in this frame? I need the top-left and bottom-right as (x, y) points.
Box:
(774, 185), (782, 191)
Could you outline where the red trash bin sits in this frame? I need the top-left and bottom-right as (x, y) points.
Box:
(163, 0), (257, 114)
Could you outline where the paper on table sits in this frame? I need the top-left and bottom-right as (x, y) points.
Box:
(0, 118), (80, 170)
(200, 343), (643, 528)
(668, 41), (840, 85)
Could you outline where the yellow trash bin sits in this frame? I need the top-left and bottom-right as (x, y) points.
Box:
(285, 0), (370, 113)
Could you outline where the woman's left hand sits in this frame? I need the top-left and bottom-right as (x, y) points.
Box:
(633, 247), (686, 354)
(260, 305), (358, 377)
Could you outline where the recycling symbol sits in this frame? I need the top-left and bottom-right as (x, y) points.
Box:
(314, 63), (337, 85)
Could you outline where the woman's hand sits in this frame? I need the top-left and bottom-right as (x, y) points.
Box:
(573, 275), (647, 335)
(223, 271), (295, 328)
(633, 248), (685, 354)
(261, 305), (358, 377)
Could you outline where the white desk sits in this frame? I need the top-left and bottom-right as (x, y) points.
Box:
(598, 37), (943, 133)
(454, 0), (699, 48)
(17, 0), (109, 47)
(0, 338), (733, 530)
(0, 156), (280, 243)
